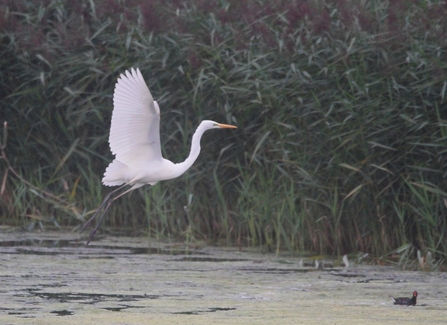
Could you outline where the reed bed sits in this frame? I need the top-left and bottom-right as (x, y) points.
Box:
(1, 0), (447, 261)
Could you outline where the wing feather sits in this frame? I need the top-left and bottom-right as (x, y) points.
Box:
(108, 68), (162, 163)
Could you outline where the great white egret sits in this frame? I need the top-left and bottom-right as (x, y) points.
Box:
(81, 68), (237, 244)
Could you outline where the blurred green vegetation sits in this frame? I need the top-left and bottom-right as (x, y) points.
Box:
(1, 0), (447, 260)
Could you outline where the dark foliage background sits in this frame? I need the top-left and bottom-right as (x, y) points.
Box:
(1, 0), (447, 260)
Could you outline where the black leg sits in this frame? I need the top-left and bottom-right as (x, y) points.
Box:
(86, 199), (114, 245)
(80, 184), (128, 243)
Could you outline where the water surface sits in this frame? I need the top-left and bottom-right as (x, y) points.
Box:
(1, 231), (446, 324)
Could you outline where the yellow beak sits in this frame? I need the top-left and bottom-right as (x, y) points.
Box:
(218, 123), (237, 129)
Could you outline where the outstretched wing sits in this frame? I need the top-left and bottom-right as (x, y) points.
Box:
(109, 68), (162, 163)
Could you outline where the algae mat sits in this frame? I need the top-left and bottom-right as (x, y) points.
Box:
(0, 231), (446, 324)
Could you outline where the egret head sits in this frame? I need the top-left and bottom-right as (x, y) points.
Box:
(201, 120), (237, 130)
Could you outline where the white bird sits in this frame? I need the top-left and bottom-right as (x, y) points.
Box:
(81, 68), (237, 244)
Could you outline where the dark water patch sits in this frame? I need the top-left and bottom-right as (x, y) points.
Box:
(331, 273), (367, 278)
(23, 282), (68, 288)
(78, 255), (116, 259)
(208, 307), (237, 312)
(104, 307), (126, 312)
(15, 248), (64, 256)
(83, 244), (208, 256)
(24, 289), (161, 304)
(175, 257), (248, 262)
(0, 239), (73, 248)
(354, 279), (372, 283)
(174, 311), (199, 315)
(241, 267), (313, 274)
(173, 307), (236, 315)
(0, 238), (209, 257)
(103, 305), (146, 312)
(5, 306), (40, 315)
(0, 239), (83, 256)
(2, 307), (39, 316)
(0, 307), (13, 312)
(50, 310), (73, 316)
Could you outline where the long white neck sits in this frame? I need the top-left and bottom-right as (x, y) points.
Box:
(173, 121), (209, 177)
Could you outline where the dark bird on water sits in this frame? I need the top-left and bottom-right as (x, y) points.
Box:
(391, 291), (417, 306)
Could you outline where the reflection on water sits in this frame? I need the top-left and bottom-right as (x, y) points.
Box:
(0, 237), (207, 256)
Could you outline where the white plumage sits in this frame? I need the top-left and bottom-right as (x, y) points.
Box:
(81, 68), (237, 244)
